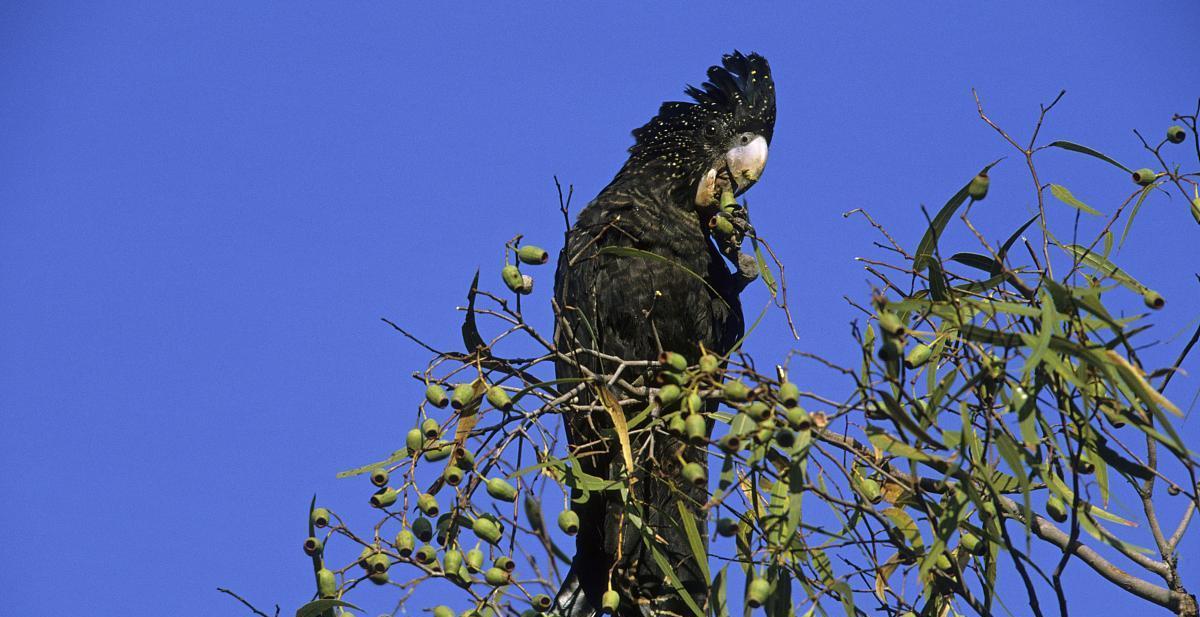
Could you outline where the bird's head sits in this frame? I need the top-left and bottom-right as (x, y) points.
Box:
(625, 51), (776, 207)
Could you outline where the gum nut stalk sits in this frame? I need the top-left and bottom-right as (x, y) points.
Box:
(960, 531), (984, 555)
(786, 406), (811, 431)
(425, 384), (449, 408)
(466, 546), (485, 572)
(370, 467), (389, 488)
(311, 507), (331, 528)
(366, 553), (390, 574)
(716, 517), (738, 537)
(968, 172), (990, 200)
(878, 311), (905, 337)
(422, 417), (441, 439)
(659, 351), (688, 372)
(904, 343), (932, 369)
(406, 428), (424, 454)
(486, 477), (518, 502)
(451, 383), (476, 410)
(698, 354), (720, 373)
(442, 465), (464, 486)
(722, 380), (749, 402)
(484, 567), (509, 586)
(655, 384), (682, 406)
(517, 245), (550, 265)
(1167, 125), (1187, 144)
(558, 510), (580, 535)
(533, 594), (553, 611)
(394, 530), (415, 556)
(1191, 198), (1200, 225)
(316, 568), (337, 598)
(684, 392), (704, 416)
(778, 381), (799, 406)
(434, 608), (455, 617)
(747, 578), (770, 608)
(601, 590), (620, 614)
(413, 517), (434, 542)
(1132, 168), (1157, 185)
(1046, 495), (1068, 523)
(684, 413), (707, 445)
(486, 385), (512, 411)
(425, 441), (453, 462)
(473, 517), (502, 544)
(370, 487), (399, 508)
(667, 413), (686, 437)
(718, 433), (741, 453)
(303, 536), (323, 556)
(418, 493), (440, 517)
(681, 462), (706, 487)
(709, 214), (735, 236)
(501, 264), (524, 293)
(720, 189), (738, 209)
(1143, 290), (1165, 309)
(494, 556), (516, 572)
(415, 544), (437, 564)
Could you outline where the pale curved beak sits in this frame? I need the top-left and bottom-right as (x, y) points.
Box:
(725, 135), (768, 192)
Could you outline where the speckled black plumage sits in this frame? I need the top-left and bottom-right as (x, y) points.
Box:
(553, 52), (774, 616)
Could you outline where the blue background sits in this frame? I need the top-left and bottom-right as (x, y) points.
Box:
(2, 2), (1197, 615)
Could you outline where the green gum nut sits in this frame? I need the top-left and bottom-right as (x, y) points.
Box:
(684, 392), (705, 416)
(451, 383), (476, 410)
(744, 401), (770, 422)
(1143, 290), (1165, 310)
(718, 433), (741, 453)
(370, 467), (389, 488)
(709, 214), (735, 236)
(406, 428), (424, 454)
(453, 446), (476, 470)
(517, 245), (549, 265)
(681, 462), (706, 487)
(774, 428), (795, 448)
(501, 264), (524, 293)
(413, 517), (434, 542)
(722, 379), (749, 402)
(422, 417), (441, 439)
(558, 510), (580, 535)
(716, 517), (738, 537)
(484, 567), (509, 586)
(368, 571), (389, 585)
(656, 369), (686, 386)
(311, 507), (331, 528)
(493, 556), (516, 572)
(394, 529), (415, 557)
(473, 517), (502, 544)
(1167, 125), (1187, 144)
(778, 381), (799, 406)
(418, 493), (440, 517)
(357, 545), (375, 569)
(785, 407), (811, 431)
(720, 189), (738, 209)
(532, 594), (553, 611)
(667, 412), (687, 438)
(486, 385), (513, 411)
(698, 354), (720, 374)
(600, 589), (620, 614)
(904, 343), (931, 369)
(433, 607), (455, 617)
(747, 578), (770, 608)
(425, 441), (453, 462)
(1132, 168), (1157, 185)
(303, 536), (323, 556)
(442, 465), (465, 486)
(366, 553), (390, 574)
(316, 568), (337, 598)
(370, 487), (399, 509)
(960, 531), (984, 555)
(878, 311), (905, 337)
(968, 173), (990, 200)
(466, 546), (485, 572)
(858, 477), (882, 504)
(425, 384), (449, 408)
(414, 544), (437, 565)
(486, 477), (518, 502)
(934, 553), (953, 572)
(877, 337), (903, 361)
(1046, 495), (1068, 523)
(655, 384), (682, 406)
(659, 351), (688, 372)
(684, 413), (707, 446)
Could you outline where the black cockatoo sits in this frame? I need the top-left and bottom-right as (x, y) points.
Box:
(553, 52), (775, 616)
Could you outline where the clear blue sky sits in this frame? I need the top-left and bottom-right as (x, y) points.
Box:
(2, 3), (1197, 615)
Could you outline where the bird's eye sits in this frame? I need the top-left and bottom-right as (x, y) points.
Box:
(704, 122), (719, 137)
(739, 133), (752, 145)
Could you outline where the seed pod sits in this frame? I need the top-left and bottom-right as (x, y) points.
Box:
(656, 384), (682, 406)
(744, 401), (771, 422)
(517, 245), (550, 265)
(366, 552), (390, 574)
(558, 510), (580, 535)
(473, 517), (502, 544)
(777, 381), (799, 406)
(357, 545), (375, 569)
(406, 428), (424, 454)
(485, 385), (513, 411)
(433, 607), (455, 617)
(960, 531), (984, 555)
(659, 351), (688, 372)
(684, 413), (707, 445)
(414, 544), (437, 565)
(484, 567), (509, 586)
(656, 369), (686, 386)
(681, 462), (706, 487)
(370, 487), (399, 509)
(667, 413), (686, 438)
(1046, 494), (1068, 523)
(453, 446), (476, 470)
(316, 568), (337, 598)
(418, 493), (440, 517)
(451, 383), (476, 410)
(394, 529), (415, 557)
(532, 594), (553, 611)
(501, 264), (525, 293)
(442, 465), (464, 486)
(716, 517), (738, 537)
(864, 399), (887, 420)
(904, 343), (932, 369)
(785, 406), (811, 431)
(934, 553), (953, 572)
(1168, 484), (1182, 496)
(718, 433), (741, 453)
(684, 392), (704, 416)
(1132, 168), (1157, 185)
(1072, 451), (1095, 475)
(486, 477), (518, 502)
(421, 417), (441, 439)
(877, 336), (903, 362)
(698, 354), (720, 374)
(878, 311), (905, 337)
(370, 467), (390, 488)
(600, 589), (620, 614)
(747, 578), (770, 608)
(722, 380), (750, 402)
(413, 517), (434, 542)
(1167, 125), (1187, 144)
(857, 477), (882, 504)
(425, 384), (449, 408)
(442, 549), (463, 576)
(774, 428), (795, 448)
(1143, 290), (1165, 309)
(494, 556), (516, 572)
(720, 188), (738, 209)
(424, 441), (453, 462)
(968, 173), (990, 200)
(303, 536), (323, 556)
(311, 507), (331, 528)
(709, 213), (736, 236)
(466, 546), (485, 572)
